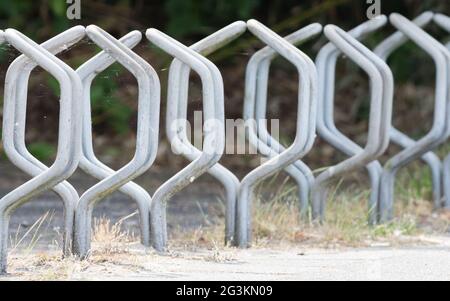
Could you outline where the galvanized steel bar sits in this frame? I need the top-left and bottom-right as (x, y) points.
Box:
(236, 19), (317, 248)
(0, 29), (83, 273)
(76, 31), (153, 248)
(167, 22), (245, 245)
(3, 27), (85, 261)
(73, 25), (161, 258)
(378, 14), (450, 222)
(311, 24), (393, 223)
(314, 16), (388, 224)
(374, 12), (444, 210)
(433, 13), (450, 209)
(146, 29), (225, 252)
(0, 13), (446, 266)
(253, 24), (322, 215)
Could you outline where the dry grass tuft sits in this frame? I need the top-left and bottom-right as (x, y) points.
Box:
(90, 214), (137, 257)
(7, 214), (145, 280)
(170, 162), (450, 249)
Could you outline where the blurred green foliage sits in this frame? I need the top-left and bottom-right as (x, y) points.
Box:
(90, 66), (133, 135)
(46, 66), (132, 135)
(28, 142), (56, 162)
(164, 0), (259, 37)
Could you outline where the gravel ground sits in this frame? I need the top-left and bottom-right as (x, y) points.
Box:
(111, 240), (450, 281)
(1, 162), (449, 281)
(4, 237), (450, 281)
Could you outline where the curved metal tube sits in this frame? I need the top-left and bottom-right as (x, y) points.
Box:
(312, 25), (393, 222)
(314, 16), (388, 224)
(146, 29), (225, 252)
(335, 28), (394, 156)
(374, 12), (444, 210)
(236, 19), (316, 248)
(378, 14), (450, 222)
(76, 31), (153, 248)
(0, 29), (82, 273)
(12, 29), (153, 253)
(74, 26), (160, 258)
(3, 27), (84, 261)
(252, 24), (322, 215)
(433, 13), (450, 209)
(167, 22), (245, 245)
(434, 13), (450, 31)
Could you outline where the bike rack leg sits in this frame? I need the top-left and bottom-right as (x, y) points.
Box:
(73, 26), (160, 258)
(253, 24), (322, 216)
(433, 13), (450, 209)
(312, 25), (393, 223)
(237, 20), (317, 248)
(378, 14), (450, 222)
(374, 12), (444, 210)
(444, 156), (450, 208)
(315, 17), (387, 224)
(0, 29), (82, 274)
(146, 29), (225, 252)
(4, 27), (85, 257)
(167, 22), (245, 245)
(76, 31), (153, 248)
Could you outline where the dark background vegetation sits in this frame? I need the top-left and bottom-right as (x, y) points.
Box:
(0, 0), (448, 173)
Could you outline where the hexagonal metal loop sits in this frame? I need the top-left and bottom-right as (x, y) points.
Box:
(432, 13), (450, 209)
(314, 17), (388, 225)
(73, 25), (161, 259)
(236, 20), (318, 248)
(75, 30), (153, 252)
(3, 27), (85, 263)
(0, 29), (83, 273)
(146, 28), (225, 252)
(249, 23), (322, 217)
(378, 14), (450, 222)
(166, 22), (245, 246)
(374, 12), (444, 211)
(311, 24), (393, 223)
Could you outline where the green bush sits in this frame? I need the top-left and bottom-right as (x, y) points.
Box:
(164, 0), (260, 37)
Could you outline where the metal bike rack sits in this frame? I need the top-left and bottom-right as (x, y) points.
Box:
(311, 25), (393, 223)
(2, 27), (84, 261)
(167, 22), (245, 245)
(433, 13), (450, 209)
(0, 13), (447, 271)
(0, 29), (83, 273)
(250, 23), (322, 216)
(73, 25), (161, 258)
(236, 19), (317, 248)
(10, 29), (156, 257)
(314, 16), (388, 224)
(378, 14), (450, 222)
(374, 12), (444, 210)
(146, 29), (225, 252)
(76, 31), (153, 249)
